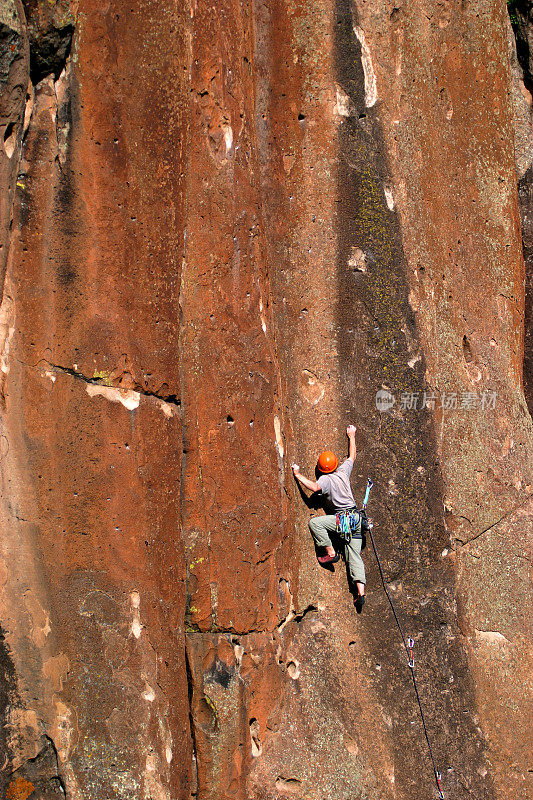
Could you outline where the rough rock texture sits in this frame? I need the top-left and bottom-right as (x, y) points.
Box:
(0, 2), (531, 800)
(0, 1), (28, 289)
(509, 2), (533, 417)
(521, 164), (533, 414)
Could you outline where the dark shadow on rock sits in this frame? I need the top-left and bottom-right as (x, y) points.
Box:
(332, 1), (497, 798)
(294, 479), (322, 511)
(518, 163), (533, 416)
(22, 0), (75, 84)
(508, 0), (533, 93)
(0, 626), (18, 795)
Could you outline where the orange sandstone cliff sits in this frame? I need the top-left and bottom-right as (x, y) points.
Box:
(0, 1), (531, 799)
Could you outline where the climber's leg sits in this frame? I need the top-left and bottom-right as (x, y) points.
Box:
(309, 515), (340, 564)
(345, 536), (366, 596)
(309, 514), (337, 552)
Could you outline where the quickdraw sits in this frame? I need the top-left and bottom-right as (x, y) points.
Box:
(362, 478), (373, 508)
(335, 510), (361, 542)
(363, 479), (445, 800)
(407, 637), (415, 669)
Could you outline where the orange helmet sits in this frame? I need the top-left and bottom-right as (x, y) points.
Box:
(317, 450), (338, 473)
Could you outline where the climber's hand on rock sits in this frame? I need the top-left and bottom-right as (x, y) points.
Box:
(347, 425), (356, 437)
(292, 463), (300, 476)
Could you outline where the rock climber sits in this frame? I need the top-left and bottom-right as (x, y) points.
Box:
(292, 425), (367, 611)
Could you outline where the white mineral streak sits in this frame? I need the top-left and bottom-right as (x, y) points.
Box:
(142, 682), (156, 702)
(51, 700), (75, 763)
(475, 630), (509, 644)
(86, 383), (140, 410)
(287, 659), (300, 680)
(348, 247), (367, 272)
(222, 123), (233, 152)
(259, 297), (268, 333)
(335, 85), (352, 117)
(144, 754), (171, 800)
(130, 591), (143, 638)
(274, 415), (284, 459)
(353, 26), (378, 107)
(0, 291), (14, 376)
(158, 400), (176, 417)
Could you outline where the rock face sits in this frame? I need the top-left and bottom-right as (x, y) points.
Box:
(509, 1), (533, 416)
(0, 2), (531, 800)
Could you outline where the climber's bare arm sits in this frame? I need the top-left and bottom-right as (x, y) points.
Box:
(347, 424), (357, 461)
(292, 464), (320, 493)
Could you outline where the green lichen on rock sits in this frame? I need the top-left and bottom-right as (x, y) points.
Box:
(92, 369), (113, 386)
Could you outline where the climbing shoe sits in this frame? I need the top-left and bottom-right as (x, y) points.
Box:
(317, 552), (340, 565)
(354, 595), (366, 613)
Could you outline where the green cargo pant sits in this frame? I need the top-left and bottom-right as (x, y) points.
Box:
(308, 514), (366, 585)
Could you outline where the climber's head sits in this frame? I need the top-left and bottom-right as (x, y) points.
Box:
(317, 450), (338, 474)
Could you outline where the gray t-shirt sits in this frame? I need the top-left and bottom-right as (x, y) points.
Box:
(317, 458), (356, 512)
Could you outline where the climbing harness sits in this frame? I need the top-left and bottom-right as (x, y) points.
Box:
(362, 479), (445, 800)
(335, 508), (361, 542)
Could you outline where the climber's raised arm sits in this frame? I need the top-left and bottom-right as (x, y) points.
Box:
(347, 424), (356, 461)
(292, 464), (320, 494)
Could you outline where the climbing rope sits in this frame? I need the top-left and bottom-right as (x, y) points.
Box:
(362, 479), (444, 800)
